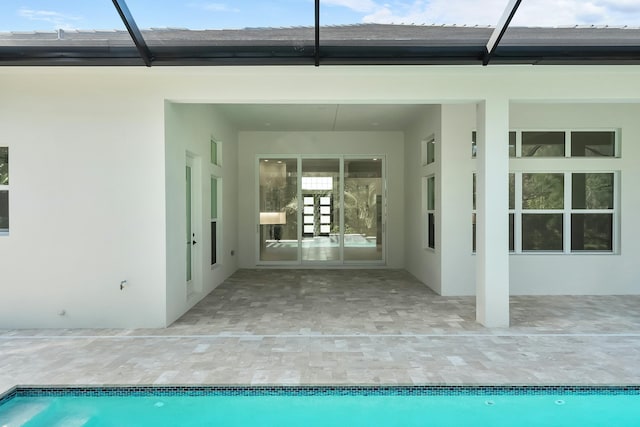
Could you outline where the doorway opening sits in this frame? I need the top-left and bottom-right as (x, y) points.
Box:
(258, 156), (385, 265)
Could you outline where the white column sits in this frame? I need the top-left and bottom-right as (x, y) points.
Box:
(476, 99), (510, 327)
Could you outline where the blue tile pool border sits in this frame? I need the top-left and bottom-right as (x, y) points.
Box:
(2, 384), (640, 405)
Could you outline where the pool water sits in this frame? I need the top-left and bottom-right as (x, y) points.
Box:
(1, 386), (639, 427)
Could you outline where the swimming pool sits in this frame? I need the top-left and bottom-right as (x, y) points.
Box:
(1, 385), (639, 426)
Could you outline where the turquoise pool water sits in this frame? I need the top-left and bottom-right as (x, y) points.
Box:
(1, 386), (639, 427)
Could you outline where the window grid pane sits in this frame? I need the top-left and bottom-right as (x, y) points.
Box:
(427, 177), (435, 211)
(571, 131), (615, 157)
(571, 173), (614, 210)
(0, 147), (7, 185)
(210, 139), (218, 165)
(522, 213), (564, 251)
(522, 173), (564, 210)
(571, 213), (613, 251)
(0, 190), (8, 231)
(211, 177), (218, 218)
(522, 131), (565, 157)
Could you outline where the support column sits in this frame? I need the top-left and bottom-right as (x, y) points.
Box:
(476, 99), (510, 327)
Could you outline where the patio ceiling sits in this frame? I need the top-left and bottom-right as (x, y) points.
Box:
(0, 0), (639, 67)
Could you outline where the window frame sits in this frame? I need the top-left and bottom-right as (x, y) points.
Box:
(471, 129), (620, 255)
(0, 146), (9, 236)
(210, 137), (223, 268)
(511, 171), (617, 254)
(423, 175), (436, 250)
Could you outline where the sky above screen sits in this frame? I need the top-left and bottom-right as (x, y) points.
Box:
(1, 0), (639, 32)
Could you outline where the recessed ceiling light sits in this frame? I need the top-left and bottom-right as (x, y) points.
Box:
(277, 161), (282, 164)
(373, 158), (378, 161)
(264, 159), (269, 162)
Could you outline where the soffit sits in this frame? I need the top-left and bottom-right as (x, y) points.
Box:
(214, 104), (429, 132)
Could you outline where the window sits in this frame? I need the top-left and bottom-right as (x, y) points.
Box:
(472, 173), (514, 252)
(571, 132), (616, 157)
(210, 138), (222, 266)
(0, 147), (8, 235)
(571, 173), (614, 251)
(424, 176), (435, 249)
(511, 130), (617, 158)
(210, 137), (221, 166)
(471, 131), (516, 158)
(521, 131), (565, 157)
(518, 172), (615, 253)
(422, 136), (435, 165)
(210, 176), (219, 266)
(471, 130), (618, 254)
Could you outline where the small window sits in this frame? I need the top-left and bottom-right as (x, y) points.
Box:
(211, 176), (219, 266)
(522, 131), (565, 157)
(0, 147), (8, 235)
(522, 173), (564, 210)
(422, 137), (435, 165)
(0, 147), (7, 185)
(571, 173), (614, 252)
(571, 214), (613, 251)
(508, 132), (516, 157)
(571, 173), (613, 210)
(424, 176), (435, 249)
(210, 138), (220, 166)
(471, 173), (515, 252)
(471, 131), (476, 158)
(472, 131), (516, 158)
(571, 131), (615, 157)
(522, 214), (564, 251)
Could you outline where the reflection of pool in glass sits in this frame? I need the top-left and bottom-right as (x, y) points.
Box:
(266, 235), (376, 248)
(1, 385), (639, 427)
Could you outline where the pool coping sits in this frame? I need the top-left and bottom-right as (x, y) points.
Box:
(2, 383), (640, 407)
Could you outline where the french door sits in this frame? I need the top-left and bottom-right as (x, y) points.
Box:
(257, 156), (385, 265)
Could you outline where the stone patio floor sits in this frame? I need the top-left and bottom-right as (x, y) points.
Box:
(1, 269), (639, 395)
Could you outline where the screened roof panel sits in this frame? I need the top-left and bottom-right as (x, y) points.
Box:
(509, 0), (640, 28)
(0, 1), (138, 65)
(495, 1), (640, 64)
(320, 0), (510, 28)
(0, 0), (639, 66)
(0, 0), (129, 39)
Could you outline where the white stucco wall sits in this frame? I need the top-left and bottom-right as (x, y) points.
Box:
(508, 103), (640, 295)
(433, 102), (640, 296)
(440, 104), (478, 296)
(404, 105), (442, 293)
(237, 131), (405, 268)
(0, 70), (167, 328)
(1, 65), (640, 328)
(165, 103), (239, 325)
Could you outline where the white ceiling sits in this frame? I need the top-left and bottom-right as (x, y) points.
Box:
(214, 104), (430, 132)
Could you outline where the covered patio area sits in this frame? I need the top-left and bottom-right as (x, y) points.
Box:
(1, 269), (639, 394)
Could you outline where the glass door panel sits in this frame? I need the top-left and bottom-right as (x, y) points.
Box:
(344, 159), (383, 261)
(259, 158), (299, 261)
(186, 165), (192, 283)
(301, 159), (340, 262)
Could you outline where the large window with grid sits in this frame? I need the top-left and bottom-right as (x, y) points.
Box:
(472, 130), (618, 254)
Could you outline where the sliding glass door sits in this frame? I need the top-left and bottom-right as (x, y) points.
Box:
(258, 156), (385, 265)
(259, 158), (299, 262)
(344, 159), (383, 261)
(301, 159), (341, 262)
